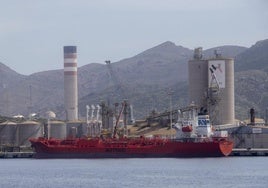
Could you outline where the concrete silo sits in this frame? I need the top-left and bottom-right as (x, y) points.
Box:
(64, 46), (78, 121)
(48, 121), (67, 139)
(188, 49), (235, 125)
(188, 47), (208, 110)
(16, 121), (42, 146)
(207, 57), (235, 125)
(0, 121), (17, 145)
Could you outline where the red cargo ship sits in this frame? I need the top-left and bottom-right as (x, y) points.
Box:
(30, 114), (233, 158)
(30, 136), (232, 158)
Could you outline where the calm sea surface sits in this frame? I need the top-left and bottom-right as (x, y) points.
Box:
(0, 157), (267, 188)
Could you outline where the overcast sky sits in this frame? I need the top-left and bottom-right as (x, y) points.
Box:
(0, 0), (267, 75)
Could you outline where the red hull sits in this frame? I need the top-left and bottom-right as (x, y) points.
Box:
(30, 137), (233, 158)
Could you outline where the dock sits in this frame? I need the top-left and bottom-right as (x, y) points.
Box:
(1, 149), (268, 158)
(0, 152), (34, 158)
(231, 148), (268, 156)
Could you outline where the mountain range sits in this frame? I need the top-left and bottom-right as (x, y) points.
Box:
(0, 39), (267, 121)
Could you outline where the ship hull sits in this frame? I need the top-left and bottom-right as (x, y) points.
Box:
(30, 138), (233, 159)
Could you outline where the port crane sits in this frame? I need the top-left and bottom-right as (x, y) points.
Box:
(103, 61), (130, 137)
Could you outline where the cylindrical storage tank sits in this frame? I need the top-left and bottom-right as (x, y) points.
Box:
(188, 59), (208, 109)
(64, 46), (78, 121)
(16, 121), (42, 147)
(48, 121), (67, 139)
(0, 121), (17, 145)
(81, 122), (89, 137)
(207, 58), (235, 125)
(66, 121), (84, 138)
(70, 127), (77, 138)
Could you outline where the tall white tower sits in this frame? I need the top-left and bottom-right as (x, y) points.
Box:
(207, 58), (235, 125)
(64, 46), (78, 121)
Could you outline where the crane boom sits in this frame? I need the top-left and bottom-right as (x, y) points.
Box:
(105, 60), (125, 99)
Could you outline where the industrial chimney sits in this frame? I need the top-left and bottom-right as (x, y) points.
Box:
(63, 46), (78, 121)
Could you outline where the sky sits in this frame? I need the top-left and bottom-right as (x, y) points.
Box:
(0, 0), (267, 75)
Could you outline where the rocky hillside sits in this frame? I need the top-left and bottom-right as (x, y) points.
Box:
(0, 63), (27, 115)
(78, 43), (248, 120)
(234, 39), (268, 119)
(235, 39), (268, 72)
(0, 39), (267, 121)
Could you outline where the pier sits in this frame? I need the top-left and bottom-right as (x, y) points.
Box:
(231, 148), (268, 156)
(0, 152), (34, 158)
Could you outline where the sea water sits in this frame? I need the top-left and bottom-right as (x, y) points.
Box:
(0, 157), (267, 188)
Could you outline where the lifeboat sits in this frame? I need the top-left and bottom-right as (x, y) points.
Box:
(182, 125), (193, 132)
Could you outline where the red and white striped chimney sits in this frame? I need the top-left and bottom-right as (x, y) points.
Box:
(63, 46), (78, 121)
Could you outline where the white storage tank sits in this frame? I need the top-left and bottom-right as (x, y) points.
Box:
(0, 121), (17, 145)
(48, 121), (67, 139)
(16, 121), (42, 146)
(66, 121), (85, 138)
